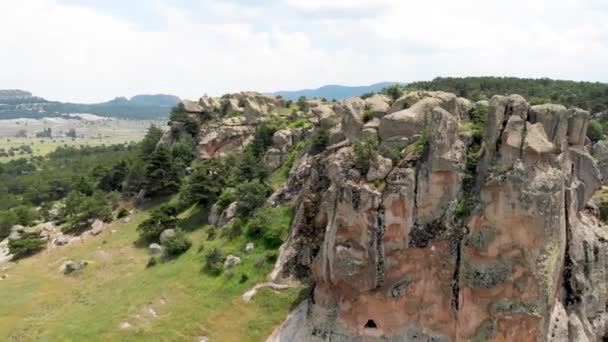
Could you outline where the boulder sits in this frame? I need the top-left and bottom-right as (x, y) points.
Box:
(90, 219), (104, 236)
(264, 148), (284, 172)
(210, 202), (237, 228)
(61, 260), (87, 274)
(366, 155), (393, 181)
(223, 255), (242, 269)
(159, 229), (176, 245)
(273, 129), (293, 152)
(378, 107), (425, 141)
(222, 97), (242, 115)
(198, 95), (221, 113)
(568, 108), (590, 146)
(244, 242), (255, 254)
(54, 234), (71, 246)
(310, 105), (340, 127)
(148, 243), (162, 255)
(197, 124), (255, 159)
(181, 99), (203, 113)
(528, 103), (569, 152)
(336, 98), (366, 142)
(364, 94), (391, 115)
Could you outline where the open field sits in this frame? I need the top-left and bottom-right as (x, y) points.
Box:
(0, 117), (167, 162)
(0, 206), (301, 341)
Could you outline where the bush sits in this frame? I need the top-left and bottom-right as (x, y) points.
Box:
(215, 188), (237, 210)
(382, 84), (404, 100)
(204, 247), (224, 276)
(117, 207), (129, 219)
(246, 206), (294, 247)
(600, 201), (608, 223)
(146, 257), (158, 268)
(362, 110), (377, 123)
(235, 180), (271, 218)
(310, 125), (330, 155)
(136, 204), (179, 242)
(163, 231), (192, 258)
(353, 135), (379, 173)
(9, 235), (45, 260)
(588, 120), (604, 143)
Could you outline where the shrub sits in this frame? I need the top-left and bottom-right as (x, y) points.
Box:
(235, 180), (271, 218)
(136, 204), (179, 242)
(163, 231), (192, 258)
(146, 257), (158, 268)
(310, 125), (330, 155)
(353, 135), (379, 173)
(382, 84), (404, 100)
(246, 206), (294, 247)
(362, 110), (377, 123)
(117, 207), (129, 219)
(204, 247), (224, 276)
(215, 188), (237, 210)
(239, 274), (249, 284)
(588, 120), (604, 143)
(600, 201), (608, 223)
(9, 235), (45, 260)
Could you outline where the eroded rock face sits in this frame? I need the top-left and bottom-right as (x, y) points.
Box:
(269, 92), (608, 341)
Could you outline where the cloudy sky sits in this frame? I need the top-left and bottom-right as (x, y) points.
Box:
(1, 0), (607, 103)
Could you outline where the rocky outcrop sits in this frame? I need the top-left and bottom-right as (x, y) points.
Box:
(268, 91), (608, 341)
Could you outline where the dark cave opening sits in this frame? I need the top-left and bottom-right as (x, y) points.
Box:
(364, 320), (378, 329)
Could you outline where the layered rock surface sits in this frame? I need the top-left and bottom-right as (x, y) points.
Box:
(266, 91), (608, 341)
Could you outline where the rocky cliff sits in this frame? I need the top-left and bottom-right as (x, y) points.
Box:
(180, 90), (608, 341)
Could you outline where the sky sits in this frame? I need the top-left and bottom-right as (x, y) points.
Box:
(0, 0), (607, 103)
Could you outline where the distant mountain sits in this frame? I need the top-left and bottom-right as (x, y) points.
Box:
(272, 82), (403, 101)
(0, 91), (180, 120)
(104, 94), (180, 107)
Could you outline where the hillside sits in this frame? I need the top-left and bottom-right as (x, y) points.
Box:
(405, 77), (608, 112)
(0, 207), (301, 341)
(272, 82), (400, 100)
(3, 85), (608, 341)
(0, 91), (180, 120)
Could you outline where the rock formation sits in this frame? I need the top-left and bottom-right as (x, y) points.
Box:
(264, 91), (608, 341)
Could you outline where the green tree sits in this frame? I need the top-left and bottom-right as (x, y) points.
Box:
(588, 120), (604, 143)
(140, 125), (164, 160)
(353, 135), (379, 173)
(235, 180), (271, 218)
(144, 145), (181, 196)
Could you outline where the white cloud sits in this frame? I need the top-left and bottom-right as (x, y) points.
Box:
(0, 0), (606, 103)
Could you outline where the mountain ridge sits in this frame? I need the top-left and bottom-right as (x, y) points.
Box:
(272, 82), (403, 100)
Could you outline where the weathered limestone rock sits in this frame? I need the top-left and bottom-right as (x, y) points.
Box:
(273, 129), (293, 152)
(61, 260), (87, 274)
(181, 99), (203, 113)
(592, 140), (608, 183)
(268, 92), (608, 341)
(148, 243), (162, 255)
(310, 105), (340, 127)
(366, 155), (393, 181)
(568, 108), (590, 146)
(159, 229), (176, 245)
(364, 94), (391, 115)
(264, 148), (284, 171)
(529, 103), (570, 152)
(209, 202), (237, 228)
(224, 255), (242, 269)
(90, 219), (104, 236)
(197, 124), (255, 159)
(198, 95), (221, 113)
(336, 97), (366, 142)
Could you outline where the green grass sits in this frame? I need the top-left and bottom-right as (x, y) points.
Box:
(0, 136), (143, 162)
(0, 207), (300, 341)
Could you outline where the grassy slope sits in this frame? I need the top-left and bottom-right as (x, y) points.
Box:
(0, 208), (300, 341)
